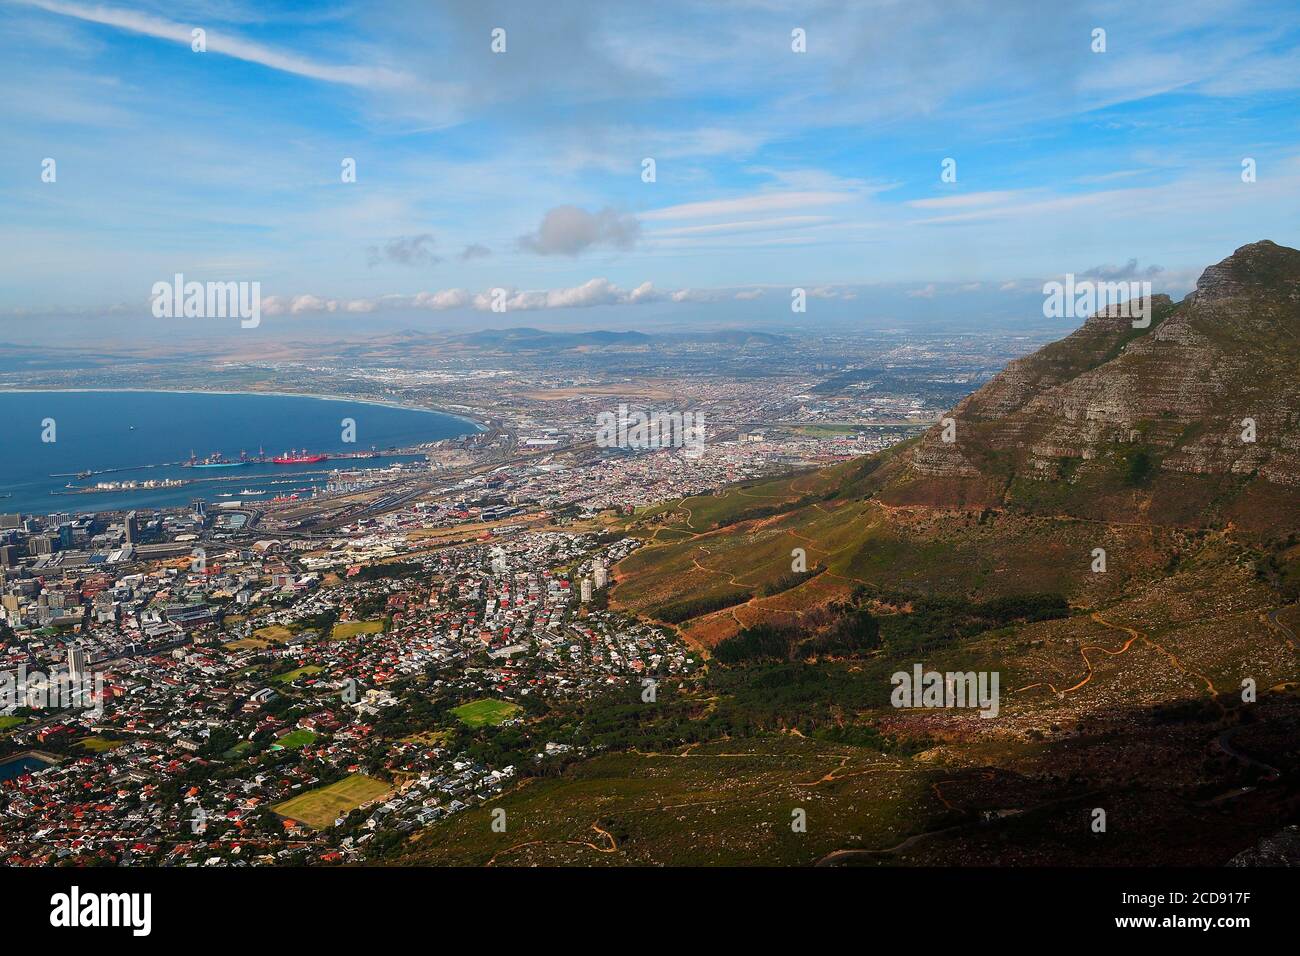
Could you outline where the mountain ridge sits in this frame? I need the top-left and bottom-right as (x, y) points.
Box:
(868, 240), (1300, 528)
(610, 240), (1300, 650)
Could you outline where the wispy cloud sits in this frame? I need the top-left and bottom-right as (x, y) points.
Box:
(648, 215), (831, 238)
(642, 191), (854, 221)
(3, 0), (1299, 318)
(16, 0), (414, 88)
(907, 191), (1023, 210)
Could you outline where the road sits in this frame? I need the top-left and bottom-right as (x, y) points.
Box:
(1266, 607), (1297, 649)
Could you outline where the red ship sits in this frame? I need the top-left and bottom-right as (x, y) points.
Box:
(272, 449), (328, 464)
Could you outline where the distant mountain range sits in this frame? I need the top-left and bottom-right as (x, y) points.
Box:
(455, 327), (789, 350)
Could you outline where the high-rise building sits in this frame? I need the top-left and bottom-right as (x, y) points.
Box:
(580, 578), (593, 603)
(0, 544), (17, 568)
(124, 511), (138, 544)
(68, 643), (88, 680)
(594, 564), (608, 589)
(191, 499), (207, 521)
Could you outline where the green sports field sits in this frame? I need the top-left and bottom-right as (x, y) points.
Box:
(272, 774), (392, 829)
(273, 729), (317, 750)
(330, 619), (385, 640)
(451, 698), (522, 728)
(275, 665), (323, 684)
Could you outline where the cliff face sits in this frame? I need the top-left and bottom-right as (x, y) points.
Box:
(883, 241), (1300, 528)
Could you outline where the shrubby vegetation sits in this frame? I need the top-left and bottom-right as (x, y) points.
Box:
(874, 591), (1069, 654)
(719, 489), (838, 529)
(650, 588), (752, 623)
(350, 561), (424, 582)
(1125, 448), (1155, 486)
(758, 563), (825, 597)
(712, 588), (1067, 662)
(713, 604), (880, 663)
(1254, 532), (1300, 601)
(291, 610), (337, 634)
(712, 623), (795, 663)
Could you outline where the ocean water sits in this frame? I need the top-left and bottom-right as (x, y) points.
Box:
(0, 753), (54, 782)
(0, 390), (479, 515)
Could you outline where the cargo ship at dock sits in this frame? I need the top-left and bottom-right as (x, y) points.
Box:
(178, 446), (383, 470)
(271, 449), (328, 465)
(185, 451), (252, 469)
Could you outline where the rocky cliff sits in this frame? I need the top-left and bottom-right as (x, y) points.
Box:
(879, 241), (1300, 529)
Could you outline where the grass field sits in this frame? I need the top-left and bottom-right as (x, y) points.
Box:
(253, 624), (292, 642)
(223, 740), (254, 759)
(227, 637), (273, 650)
(76, 736), (125, 753)
(272, 773), (392, 829)
(331, 619), (385, 640)
(273, 729), (318, 750)
(451, 698), (522, 728)
(275, 665), (323, 684)
(0, 715), (24, 731)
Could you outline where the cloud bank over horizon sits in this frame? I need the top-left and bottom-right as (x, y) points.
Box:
(2, 0), (1298, 330)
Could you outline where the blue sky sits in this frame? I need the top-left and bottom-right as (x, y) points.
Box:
(2, 0), (1299, 333)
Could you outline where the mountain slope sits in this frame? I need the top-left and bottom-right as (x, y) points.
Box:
(611, 241), (1300, 648)
(403, 242), (1300, 868)
(876, 240), (1300, 528)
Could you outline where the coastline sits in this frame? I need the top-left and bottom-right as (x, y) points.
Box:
(0, 387), (487, 435)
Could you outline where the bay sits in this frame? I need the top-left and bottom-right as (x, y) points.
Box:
(0, 390), (479, 515)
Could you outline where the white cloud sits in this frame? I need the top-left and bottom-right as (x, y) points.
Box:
(17, 0), (414, 89)
(648, 215), (831, 238)
(262, 294), (339, 315)
(641, 191), (854, 221)
(907, 190), (1022, 210)
(627, 281), (664, 304)
(259, 278), (719, 316)
(809, 286), (857, 300)
(405, 289), (471, 310)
